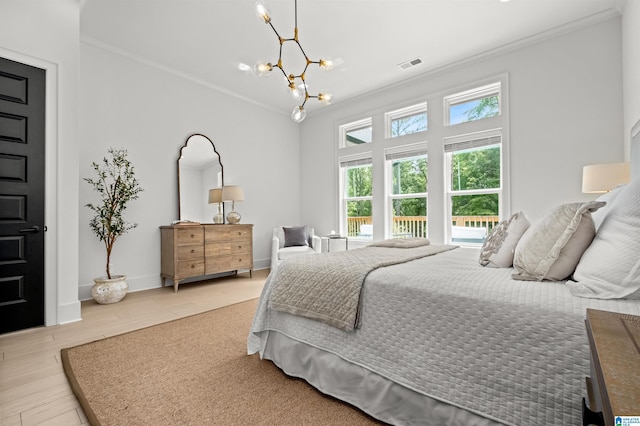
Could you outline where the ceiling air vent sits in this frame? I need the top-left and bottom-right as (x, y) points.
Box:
(399, 57), (423, 70)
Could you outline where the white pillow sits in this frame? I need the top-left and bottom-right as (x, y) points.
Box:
(512, 201), (605, 281)
(568, 179), (640, 299)
(478, 211), (530, 268)
(590, 184), (625, 231)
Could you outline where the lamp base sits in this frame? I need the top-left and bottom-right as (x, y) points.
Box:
(227, 211), (241, 225)
(213, 213), (224, 224)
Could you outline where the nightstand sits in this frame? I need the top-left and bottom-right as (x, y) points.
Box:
(322, 235), (348, 252)
(583, 309), (640, 426)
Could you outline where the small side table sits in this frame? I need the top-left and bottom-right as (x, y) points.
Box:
(323, 235), (348, 252)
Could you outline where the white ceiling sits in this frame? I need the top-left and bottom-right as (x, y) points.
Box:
(80, 0), (621, 118)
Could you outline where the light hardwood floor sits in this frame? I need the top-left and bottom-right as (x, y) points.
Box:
(0, 270), (268, 426)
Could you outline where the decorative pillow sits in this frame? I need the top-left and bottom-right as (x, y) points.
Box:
(568, 179), (640, 299)
(512, 200), (605, 281)
(283, 225), (309, 247)
(478, 212), (530, 268)
(590, 184), (625, 231)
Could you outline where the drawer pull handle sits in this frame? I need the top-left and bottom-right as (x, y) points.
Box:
(190, 233), (195, 238)
(191, 264), (195, 269)
(191, 249), (195, 253)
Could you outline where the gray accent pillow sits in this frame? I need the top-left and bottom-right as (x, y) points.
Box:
(512, 201), (605, 281)
(283, 225), (309, 248)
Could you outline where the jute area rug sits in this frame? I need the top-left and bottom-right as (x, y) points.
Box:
(61, 299), (383, 425)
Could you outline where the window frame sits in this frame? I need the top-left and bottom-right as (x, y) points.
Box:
(384, 143), (428, 239)
(443, 129), (503, 245)
(339, 117), (373, 148)
(384, 102), (428, 139)
(339, 153), (373, 239)
(443, 82), (501, 127)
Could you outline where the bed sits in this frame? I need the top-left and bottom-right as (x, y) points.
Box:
(248, 126), (640, 425)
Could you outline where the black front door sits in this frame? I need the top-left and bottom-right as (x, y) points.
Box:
(0, 57), (46, 334)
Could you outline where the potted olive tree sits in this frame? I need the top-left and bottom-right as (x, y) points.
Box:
(85, 147), (143, 304)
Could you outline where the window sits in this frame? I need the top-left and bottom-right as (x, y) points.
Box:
(444, 82), (500, 126)
(385, 103), (427, 138)
(385, 145), (428, 238)
(334, 76), (508, 247)
(444, 129), (502, 245)
(340, 155), (373, 239)
(340, 118), (372, 147)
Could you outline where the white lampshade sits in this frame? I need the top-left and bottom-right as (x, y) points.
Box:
(208, 187), (223, 203)
(222, 185), (244, 202)
(582, 162), (630, 193)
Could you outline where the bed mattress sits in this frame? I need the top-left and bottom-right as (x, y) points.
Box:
(248, 247), (640, 425)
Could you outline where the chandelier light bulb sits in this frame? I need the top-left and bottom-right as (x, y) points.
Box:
(291, 106), (307, 123)
(290, 84), (303, 100)
(319, 58), (334, 71)
(254, 61), (273, 77)
(255, 2), (271, 23)
(318, 93), (333, 106)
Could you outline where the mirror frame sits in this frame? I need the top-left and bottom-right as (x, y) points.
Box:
(177, 133), (224, 222)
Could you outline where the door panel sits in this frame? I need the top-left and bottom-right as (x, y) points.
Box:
(0, 57), (46, 334)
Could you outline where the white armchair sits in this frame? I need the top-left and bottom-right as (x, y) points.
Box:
(271, 226), (321, 271)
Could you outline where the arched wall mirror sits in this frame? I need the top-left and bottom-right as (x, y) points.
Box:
(178, 133), (224, 223)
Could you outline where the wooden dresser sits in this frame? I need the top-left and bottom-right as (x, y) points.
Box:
(583, 309), (640, 426)
(160, 224), (253, 292)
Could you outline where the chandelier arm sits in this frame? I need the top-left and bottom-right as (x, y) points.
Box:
(266, 20), (282, 41)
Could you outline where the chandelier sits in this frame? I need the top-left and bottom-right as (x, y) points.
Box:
(254, 0), (334, 123)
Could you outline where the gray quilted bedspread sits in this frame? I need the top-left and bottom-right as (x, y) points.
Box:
(269, 244), (456, 331)
(249, 247), (640, 426)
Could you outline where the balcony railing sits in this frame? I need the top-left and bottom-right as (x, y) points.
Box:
(346, 215), (500, 238)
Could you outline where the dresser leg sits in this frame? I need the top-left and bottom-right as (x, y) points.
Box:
(174, 280), (180, 293)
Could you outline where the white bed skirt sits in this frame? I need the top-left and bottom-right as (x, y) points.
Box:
(258, 329), (503, 426)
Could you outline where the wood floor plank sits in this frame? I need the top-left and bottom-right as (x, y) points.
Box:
(20, 394), (83, 426)
(0, 270), (268, 425)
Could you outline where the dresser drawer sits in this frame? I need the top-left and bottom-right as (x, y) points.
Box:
(205, 242), (231, 257)
(177, 244), (204, 260)
(176, 227), (204, 244)
(230, 239), (251, 254)
(205, 227), (231, 241)
(230, 254), (253, 270)
(230, 227), (251, 240)
(176, 259), (205, 278)
(205, 255), (252, 274)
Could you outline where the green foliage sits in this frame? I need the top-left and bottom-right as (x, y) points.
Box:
(391, 157), (427, 217)
(451, 146), (500, 216)
(346, 166), (372, 217)
(463, 96), (499, 121)
(85, 148), (143, 279)
(344, 144), (500, 222)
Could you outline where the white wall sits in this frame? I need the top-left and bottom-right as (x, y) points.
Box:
(300, 17), (624, 240)
(78, 43), (300, 298)
(623, 0), (640, 158)
(0, 0), (81, 324)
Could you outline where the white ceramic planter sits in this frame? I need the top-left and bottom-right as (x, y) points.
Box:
(92, 275), (128, 304)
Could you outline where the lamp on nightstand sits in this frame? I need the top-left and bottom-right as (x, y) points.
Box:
(208, 187), (224, 224)
(222, 185), (244, 224)
(582, 162), (630, 193)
